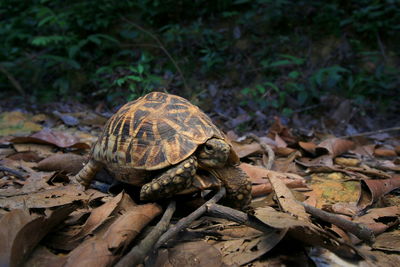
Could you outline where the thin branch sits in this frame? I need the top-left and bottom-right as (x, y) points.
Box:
(299, 201), (375, 243)
(0, 166), (26, 180)
(206, 203), (275, 233)
(248, 133), (275, 170)
(0, 65), (25, 96)
(154, 187), (226, 249)
(120, 16), (189, 93)
(115, 201), (176, 267)
(338, 126), (400, 139)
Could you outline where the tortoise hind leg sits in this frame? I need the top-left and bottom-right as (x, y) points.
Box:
(140, 156), (198, 201)
(74, 159), (103, 188)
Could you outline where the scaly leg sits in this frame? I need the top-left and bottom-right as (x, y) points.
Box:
(140, 156), (198, 201)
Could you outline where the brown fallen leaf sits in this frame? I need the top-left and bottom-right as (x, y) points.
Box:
(213, 234), (284, 266)
(316, 138), (355, 157)
(353, 206), (400, 235)
(374, 148), (397, 157)
(239, 163), (307, 197)
(65, 203), (162, 266)
(37, 153), (86, 175)
(298, 141), (317, 155)
(0, 185), (92, 209)
(45, 191), (136, 251)
(231, 141), (262, 158)
(0, 204), (77, 267)
(372, 230), (400, 252)
(254, 207), (359, 259)
(268, 172), (310, 222)
(7, 151), (42, 162)
(10, 128), (90, 149)
(13, 143), (55, 159)
(357, 176), (400, 210)
(267, 117), (296, 144)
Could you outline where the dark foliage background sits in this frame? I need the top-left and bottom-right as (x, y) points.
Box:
(1, 0), (399, 132)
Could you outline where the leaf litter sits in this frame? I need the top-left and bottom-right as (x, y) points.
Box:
(0, 106), (399, 266)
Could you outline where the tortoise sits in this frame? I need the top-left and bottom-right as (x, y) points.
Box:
(74, 92), (252, 210)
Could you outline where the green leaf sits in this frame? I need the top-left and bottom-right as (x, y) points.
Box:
(288, 71), (300, 79)
(137, 64), (144, 74)
(126, 75), (142, 82)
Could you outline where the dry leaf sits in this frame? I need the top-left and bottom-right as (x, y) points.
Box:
(0, 185), (90, 209)
(268, 172), (310, 222)
(357, 176), (400, 210)
(66, 203), (161, 266)
(37, 154), (86, 175)
(316, 138), (355, 157)
(10, 128), (90, 149)
(0, 204), (77, 267)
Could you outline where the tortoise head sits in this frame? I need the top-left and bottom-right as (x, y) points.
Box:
(197, 138), (230, 168)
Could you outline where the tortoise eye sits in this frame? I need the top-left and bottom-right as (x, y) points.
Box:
(204, 144), (214, 153)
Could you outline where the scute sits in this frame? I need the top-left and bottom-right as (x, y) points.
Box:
(92, 92), (225, 170)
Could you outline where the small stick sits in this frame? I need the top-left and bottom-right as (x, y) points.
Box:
(299, 201), (375, 243)
(338, 126), (400, 139)
(248, 133), (275, 170)
(206, 203), (274, 233)
(154, 187), (226, 249)
(115, 201), (176, 267)
(0, 166), (26, 180)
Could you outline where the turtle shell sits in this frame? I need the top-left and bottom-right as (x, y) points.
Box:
(92, 92), (229, 170)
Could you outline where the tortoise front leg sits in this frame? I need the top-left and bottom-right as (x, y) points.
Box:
(74, 159), (103, 188)
(210, 165), (252, 211)
(140, 156), (198, 201)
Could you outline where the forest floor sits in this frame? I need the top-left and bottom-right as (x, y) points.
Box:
(0, 97), (399, 266)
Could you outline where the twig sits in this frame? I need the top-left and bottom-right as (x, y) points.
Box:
(338, 126), (400, 139)
(120, 16), (190, 93)
(154, 188), (226, 249)
(299, 201), (375, 243)
(0, 64), (25, 96)
(145, 188), (226, 266)
(248, 133), (275, 170)
(115, 201), (176, 267)
(0, 166), (26, 180)
(206, 203), (275, 233)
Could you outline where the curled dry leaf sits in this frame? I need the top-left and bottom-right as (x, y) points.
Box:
(316, 138), (355, 157)
(37, 153), (86, 175)
(0, 204), (77, 267)
(357, 176), (400, 210)
(298, 141), (317, 155)
(65, 203), (162, 267)
(10, 128), (90, 149)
